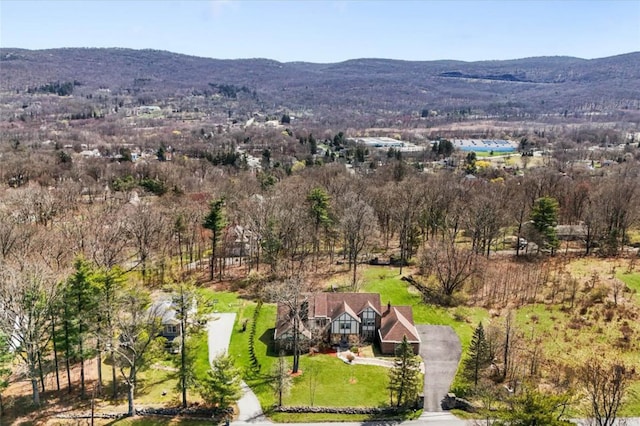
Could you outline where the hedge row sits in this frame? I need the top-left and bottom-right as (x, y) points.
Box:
(247, 300), (263, 371)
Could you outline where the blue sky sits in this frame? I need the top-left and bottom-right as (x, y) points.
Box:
(1, 0), (638, 63)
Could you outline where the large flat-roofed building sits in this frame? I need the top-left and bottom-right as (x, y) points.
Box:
(451, 139), (517, 152)
(349, 137), (425, 152)
(351, 136), (405, 148)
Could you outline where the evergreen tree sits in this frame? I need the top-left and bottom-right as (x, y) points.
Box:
(156, 145), (167, 161)
(433, 139), (454, 157)
(463, 322), (491, 388)
(307, 187), (331, 268)
(494, 386), (573, 426)
(465, 152), (477, 174)
(95, 266), (126, 399)
(203, 198), (226, 281)
(309, 134), (318, 155)
(65, 258), (100, 399)
(198, 354), (242, 410)
(388, 336), (421, 408)
(530, 197), (560, 253)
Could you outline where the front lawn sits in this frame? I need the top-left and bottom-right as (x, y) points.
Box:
(283, 354), (390, 407)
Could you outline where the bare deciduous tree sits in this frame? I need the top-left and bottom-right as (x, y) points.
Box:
(125, 203), (167, 283)
(112, 286), (164, 416)
(0, 265), (56, 406)
(339, 194), (377, 289)
(263, 277), (312, 374)
(579, 356), (635, 426)
(421, 232), (478, 299)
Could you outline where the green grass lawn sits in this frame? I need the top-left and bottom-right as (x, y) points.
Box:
(269, 413), (381, 423)
(269, 411), (421, 423)
(360, 266), (488, 349)
(619, 380), (640, 416)
(283, 354), (390, 407)
(136, 368), (179, 405)
(472, 151), (493, 157)
(617, 271), (640, 300)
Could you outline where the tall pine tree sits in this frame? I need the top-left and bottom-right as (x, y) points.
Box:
(463, 322), (491, 389)
(530, 197), (559, 253)
(65, 259), (100, 399)
(203, 198), (226, 281)
(388, 336), (421, 407)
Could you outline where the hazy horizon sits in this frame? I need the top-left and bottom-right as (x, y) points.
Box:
(1, 45), (638, 65)
(1, 0), (639, 63)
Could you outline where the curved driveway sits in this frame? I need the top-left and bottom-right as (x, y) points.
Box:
(416, 325), (462, 412)
(206, 312), (269, 423)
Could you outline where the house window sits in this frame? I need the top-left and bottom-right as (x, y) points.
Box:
(165, 325), (178, 334)
(364, 319), (375, 326)
(340, 323), (351, 331)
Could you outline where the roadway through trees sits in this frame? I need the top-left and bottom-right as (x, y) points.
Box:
(416, 326), (462, 412)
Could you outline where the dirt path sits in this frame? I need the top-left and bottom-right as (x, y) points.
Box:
(416, 325), (462, 412)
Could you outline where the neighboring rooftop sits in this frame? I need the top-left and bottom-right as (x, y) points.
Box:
(451, 139), (518, 152)
(349, 137), (426, 152)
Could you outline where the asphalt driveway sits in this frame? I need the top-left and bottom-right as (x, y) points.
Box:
(206, 312), (269, 423)
(206, 312), (236, 364)
(416, 325), (462, 412)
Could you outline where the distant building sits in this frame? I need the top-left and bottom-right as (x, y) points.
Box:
(352, 137), (405, 148)
(136, 105), (161, 115)
(555, 224), (588, 241)
(348, 137), (426, 152)
(450, 139), (517, 153)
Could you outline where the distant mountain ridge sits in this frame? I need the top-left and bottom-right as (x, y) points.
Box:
(1, 47), (639, 118)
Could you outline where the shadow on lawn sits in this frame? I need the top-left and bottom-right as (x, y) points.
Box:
(258, 327), (278, 357)
(2, 381), (103, 425)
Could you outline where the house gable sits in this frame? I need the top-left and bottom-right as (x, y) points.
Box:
(377, 306), (421, 355)
(331, 311), (359, 335)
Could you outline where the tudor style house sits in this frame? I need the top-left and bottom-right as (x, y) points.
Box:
(274, 293), (420, 355)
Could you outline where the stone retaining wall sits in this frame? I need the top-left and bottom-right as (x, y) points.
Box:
(273, 406), (406, 415)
